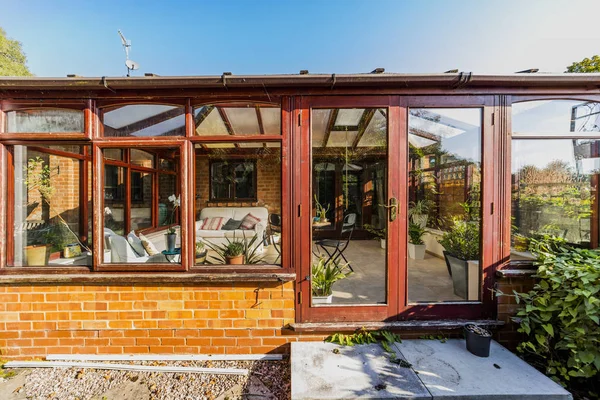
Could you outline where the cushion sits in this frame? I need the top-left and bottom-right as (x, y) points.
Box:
(127, 231), (147, 257)
(139, 232), (159, 256)
(240, 213), (261, 230)
(201, 217), (226, 230)
(222, 219), (242, 230)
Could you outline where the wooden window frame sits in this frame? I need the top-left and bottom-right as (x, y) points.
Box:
(208, 159), (258, 202)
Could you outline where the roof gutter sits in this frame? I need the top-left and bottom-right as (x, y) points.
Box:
(1, 73), (600, 91)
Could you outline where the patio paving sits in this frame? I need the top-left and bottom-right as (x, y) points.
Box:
(291, 340), (572, 400)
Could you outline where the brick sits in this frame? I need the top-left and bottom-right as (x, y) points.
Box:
(136, 338), (161, 346)
(161, 338), (185, 346)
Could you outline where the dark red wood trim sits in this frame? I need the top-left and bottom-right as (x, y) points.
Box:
(84, 99), (93, 140)
(281, 96), (292, 271)
(393, 96), (407, 318)
(96, 99), (187, 109)
(185, 99), (194, 138)
(406, 96), (487, 107)
(189, 135), (282, 143)
(92, 143), (102, 271)
(80, 151), (89, 244)
(0, 133), (89, 141)
(27, 146), (88, 160)
(6, 147), (14, 266)
(0, 143), (6, 268)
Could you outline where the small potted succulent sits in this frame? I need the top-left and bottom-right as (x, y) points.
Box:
(223, 241), (245, 264)
(464, 323), (492, 357)
(408, 222), (426, 259)
(205, 233), (264, 265)
(311, 257), (352, 304)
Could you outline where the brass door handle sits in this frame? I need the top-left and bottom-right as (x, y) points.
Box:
(382, 197), (398, 222)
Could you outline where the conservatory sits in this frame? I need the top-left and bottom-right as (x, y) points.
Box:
(0, 73), (599, 357)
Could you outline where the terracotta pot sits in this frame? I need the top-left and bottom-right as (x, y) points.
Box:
(25, 244), (50, 266)
(49, 251), (61, 261)
(225, 254), (244, 265)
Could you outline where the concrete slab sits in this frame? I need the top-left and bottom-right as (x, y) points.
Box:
(397, 339), (572, 400)
(291, 341), (431, 400)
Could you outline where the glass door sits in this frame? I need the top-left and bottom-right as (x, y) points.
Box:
(297, 96), (405, 322)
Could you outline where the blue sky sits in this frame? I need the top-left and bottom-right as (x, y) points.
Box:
(2, 0), (600, 77)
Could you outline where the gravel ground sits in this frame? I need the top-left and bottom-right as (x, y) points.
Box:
(2, 360), (290, 400)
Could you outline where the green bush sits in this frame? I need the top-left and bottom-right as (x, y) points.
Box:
(504, 237), (600, 389)
(438, 218), (479, 260)
(408, 222), (426, 245)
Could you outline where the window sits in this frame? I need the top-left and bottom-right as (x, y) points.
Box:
(101, 104), (185, 137)
(210, 160), (257, 201)
(8, 145), (91, 267)
(102, 147), (181, 265)
(511, 100), (600, 261)
(408, 108), (482, 302)
(5, 108), (84, 133)
(195, 143), (282, 266)
(194, 104), (281, 136)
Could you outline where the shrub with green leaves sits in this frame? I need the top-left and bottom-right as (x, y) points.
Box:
(408, 222), (426, 245)
(503, 237), (600, 387)
(438, 218), (479, 260)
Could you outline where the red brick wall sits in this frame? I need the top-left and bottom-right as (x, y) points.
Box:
(0, 282), (315, 359)
(495, 274), (536, 350)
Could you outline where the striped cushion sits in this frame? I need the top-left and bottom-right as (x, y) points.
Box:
(201, 217), (226, 230)
(240, 213), (261, 230)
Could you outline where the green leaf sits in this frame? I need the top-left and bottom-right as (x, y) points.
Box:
(542, 324), (554, 337)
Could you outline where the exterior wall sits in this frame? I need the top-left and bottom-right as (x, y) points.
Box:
(494, 273), (536, 350)
(0, 282), (310, 359)
(195, 156), (281, 217)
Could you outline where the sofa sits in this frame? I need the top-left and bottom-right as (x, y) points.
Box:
(196, 207), (268, 252)
(104, 227), (173, 263)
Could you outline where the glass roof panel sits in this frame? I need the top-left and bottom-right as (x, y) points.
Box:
(224, 107), (260, 135)
(195, 107), (230, 136)
(103, 105), (184, 137)
(513, 100), (600, 136)
(259, 107), (281, 135)
(327, 130), (358, 147)
(335, 109), (364, 126)
(357, 109), (387, 147)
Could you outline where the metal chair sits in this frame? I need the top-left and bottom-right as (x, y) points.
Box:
(268, 213), (281, 263)
(315, 213), (356, 271)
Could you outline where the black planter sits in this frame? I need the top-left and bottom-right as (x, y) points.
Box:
(443, 252), (469, 299)
(464, 324), (492, 357)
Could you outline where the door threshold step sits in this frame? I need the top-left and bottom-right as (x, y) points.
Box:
(288, 319), (504, 333)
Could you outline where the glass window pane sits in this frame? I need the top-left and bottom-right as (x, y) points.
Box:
(194, 104), (281, 136)
(513, 100), (600, 136)
(159, 174), (177, 227)
(130, 149), (155, 168)
(102, 105), (185, 137)
(104, 149), (123, 161)
(311, 108), (387, 306)
(194, 143), (282, 266)
(11, 145), (91, 267)
(6, 108), (84, 133)
(408, 108), (482, 303)
(104, 165), (126, 236)
(511, 139), (599, 260)
(130, 171), (152, 230)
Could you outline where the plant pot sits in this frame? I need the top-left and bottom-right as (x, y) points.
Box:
(225, 254), (244, 265)
(49, 251), (61, 261)
(195, 250), (207, 264)
(464, 324), (492, 357)
(24, 244), (50, 266)
(380, 239), (386, 249)
(444, 253), (480, 300)
(165, 233), (177, 252)
(411, 214), (428, 229)
(408, 243), (426, 259)
(312, 294), (333, 304)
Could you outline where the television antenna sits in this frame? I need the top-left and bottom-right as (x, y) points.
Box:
(118, 30), (139, 77)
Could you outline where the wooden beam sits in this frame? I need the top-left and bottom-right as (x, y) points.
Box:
(352, 109), (376, 148)
(409, 127), (441, 142)
(113, 107), (184, 136)
(322, 109), (338, 148)
(255, 105), (265, 135)
(194, 105), (214, 129)
(216, 107), (240, 147)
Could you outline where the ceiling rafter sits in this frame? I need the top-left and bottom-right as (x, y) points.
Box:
(322, 109), (338, 148)
(194, 105), (215, 129)
(216, 107), (240, 147)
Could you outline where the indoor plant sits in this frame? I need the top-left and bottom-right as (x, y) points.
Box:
(408, 199), (433, 228)
(223, 241), (245, 264)
(364, 223), (386, 249)
(438, 218), (480, 300)
(314, 194), (331, 223)
(165, 194), (180, 252)
(205, 233), (264, 265)
(408, 222), (426, 259)
(311, 257), (352, 304)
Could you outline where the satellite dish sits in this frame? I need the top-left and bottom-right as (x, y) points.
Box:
(118, 30), (140, 77)
(126, 59), (139, 71)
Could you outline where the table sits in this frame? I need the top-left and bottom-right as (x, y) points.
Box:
(161, 248), (181, 263)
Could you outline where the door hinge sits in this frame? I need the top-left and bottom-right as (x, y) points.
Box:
(491, 112), (495, 125)
(298, 292), (302, 304)
(298, 112), (302, 126)
(298, 204), (302, 217)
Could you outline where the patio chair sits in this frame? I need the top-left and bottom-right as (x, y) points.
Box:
(268, 213), (281, 263)
(315, 213), (356, 272)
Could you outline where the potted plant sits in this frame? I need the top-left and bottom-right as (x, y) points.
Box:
(205, 233), (264, 265)
(311, 257), (352, 304)
(408, 222), (426, 259)
(408, 199), (433, 228)
(364, 224), (386, 249)
(195, 241), (207, 264)
(314, 194), (331, 223)
(165, 194), (180, 252)
(464, 323), (492, 357)
(223, 241), (244, 264)
(438, 218), (480, 300)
